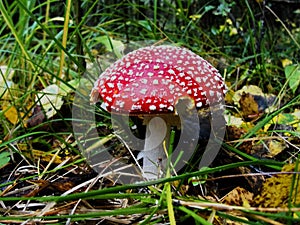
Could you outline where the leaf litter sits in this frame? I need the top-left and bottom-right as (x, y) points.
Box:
(1, 45), (300, 224)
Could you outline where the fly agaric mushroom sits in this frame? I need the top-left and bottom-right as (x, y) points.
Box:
(91, 45), (226, 180)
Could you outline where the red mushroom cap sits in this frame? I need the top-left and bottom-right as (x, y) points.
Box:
(91, 45), (226, 114)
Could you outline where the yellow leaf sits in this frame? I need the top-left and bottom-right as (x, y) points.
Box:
(292, 109), (300, 131)
(232, 85), (276, 114)
(226, 18), (233, 25)
(224, 114), (244, 127)
(219, 25), (225, 32)
(3, 106), (23, 125)
(267, 140), (286, 157)
(222, 186), (253, 206)
(281, 58), (293, 68)
(232, 85), (263, 106)
(270, 113), (297, 126)
(254, 163), (300, 208)
(189, 14), (201, 21)
(3, 104), (32, 126)
(18, 144), (63, 164)
(229, 27), (238, 36)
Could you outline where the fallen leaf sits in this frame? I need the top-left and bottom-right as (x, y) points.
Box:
(267, 140), (286, 157)
(264, 111), (299, 133)
(222, 186), (253, 207)
(232, 85), (277, 116)
(35, 79), (87, 119)
(3, 106), (19, 124)
(254, 163), (300, 208)
(292, 109), (300, 132)
(224, 114), (244, 127)
(239, 92), (259, 119)
(3, 105), (30, 125)
(36, 84), (64, 119)
(18, 143), (63, 164)
(225, 126), (253, 154)
(94, 36), (124, 59)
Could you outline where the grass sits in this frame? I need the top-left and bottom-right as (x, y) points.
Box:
(0, 0), (300, 224)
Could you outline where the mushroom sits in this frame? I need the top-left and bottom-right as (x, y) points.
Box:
(91, 45), (226, 180)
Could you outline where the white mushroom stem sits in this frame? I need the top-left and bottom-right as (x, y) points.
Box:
(138, 117), (168, 180)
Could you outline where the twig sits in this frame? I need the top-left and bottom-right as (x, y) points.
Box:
(175, 199), (300, 213)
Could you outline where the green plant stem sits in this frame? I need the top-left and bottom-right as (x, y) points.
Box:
(58, 0), (72, 83)
(165, 130), (176, 225)
(0, 1), (35, 71)
(178, 206), (213, 225)
(153, 0), (157, 36)
(44, 0), (50, 41)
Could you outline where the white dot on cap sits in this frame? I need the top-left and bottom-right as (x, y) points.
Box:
(131, 105), (142, 110)
(107, 83), (114, 88)
(168, 106), (174, 111)
(159, 104), (166, 108)
(106, 96), (112, 102)
(168, 69), (175, 75)
(149, 105), (156, 110)
(196, 102), (203, 107)
(140, 88), (147, 94)
(153, 79), (159, 84)
(140, 79), (148, 84)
